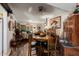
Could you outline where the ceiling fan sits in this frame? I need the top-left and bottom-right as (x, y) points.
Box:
(38, 6), (46, 12)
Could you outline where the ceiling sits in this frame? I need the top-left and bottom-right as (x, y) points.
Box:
(48, 3), (76, 12)
(8, 3), (76, 23)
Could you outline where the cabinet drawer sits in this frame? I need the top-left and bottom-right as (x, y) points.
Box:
(64, 48), (79, 56)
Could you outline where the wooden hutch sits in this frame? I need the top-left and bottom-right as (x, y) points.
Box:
(64, 14), (79, 46)
(61, 14), (79, 56)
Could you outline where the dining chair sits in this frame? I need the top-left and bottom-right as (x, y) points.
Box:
(42, 34), (59, 56)
(28, 33), (38, 56)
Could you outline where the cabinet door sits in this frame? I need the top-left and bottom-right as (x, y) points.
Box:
(67, 17), (73, 44)
(64, 48), (79, 56)
(74, 15), (79, 45)
(71, 15), (79, 46)
(75, 15), (79, 38)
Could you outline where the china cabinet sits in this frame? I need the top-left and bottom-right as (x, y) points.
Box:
(64, 14), (79, 46)
(62, 14), (79, 56)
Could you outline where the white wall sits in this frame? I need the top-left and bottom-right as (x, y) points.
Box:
(0, 5), (6, 56)
(3, 8), (8, 56)
(0, 18), (2, 56)
(0, 4), (8, 56)
(7, 15), (15, 56)
(0, 4), (13, 56)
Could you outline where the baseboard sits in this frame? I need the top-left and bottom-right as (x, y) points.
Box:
(0, 51), (2, 56)
(3, 48), (11, 56)
(7, 48), (11, 56)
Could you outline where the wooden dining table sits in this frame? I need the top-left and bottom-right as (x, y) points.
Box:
(32, 35), (48, 55)
(32, 35), (56, 46)
(33, 35), (49, 41)
(32, 35), (56, 56)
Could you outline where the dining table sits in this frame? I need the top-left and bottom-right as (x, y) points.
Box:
(32, 34), (56, 56)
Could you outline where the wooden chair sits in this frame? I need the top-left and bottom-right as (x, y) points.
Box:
(42, 34), (59, 56)
(28, 33), (38, 56)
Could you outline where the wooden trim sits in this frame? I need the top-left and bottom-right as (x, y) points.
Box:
(1, 3), (13, 14)
(49, 16), (61, 29)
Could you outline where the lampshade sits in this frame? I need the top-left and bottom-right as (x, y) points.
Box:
(44, 25), (52, 29)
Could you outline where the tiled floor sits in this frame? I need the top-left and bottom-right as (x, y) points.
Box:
(10, 43), (29, 56)
(9, 42), (60, 56)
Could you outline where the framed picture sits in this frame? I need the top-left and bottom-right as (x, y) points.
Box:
(49, 16), (61, 28)
(8, 14), (15, 31)
(8, 20), (13, 31)
(8, 20), (16, 31)
(12, 20), (16, 30)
